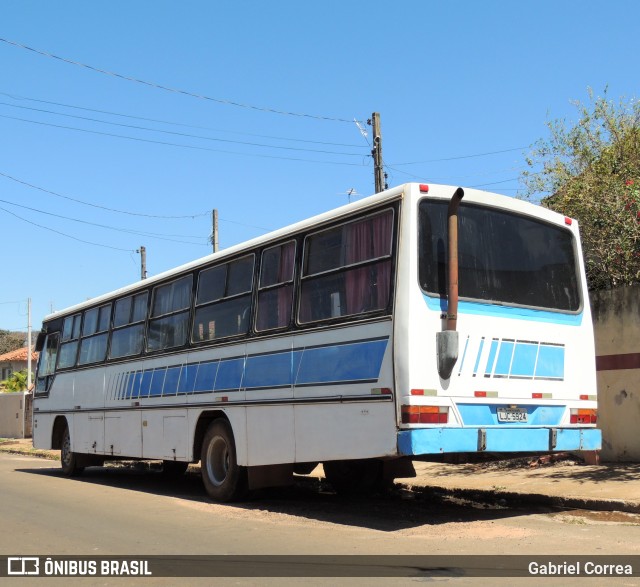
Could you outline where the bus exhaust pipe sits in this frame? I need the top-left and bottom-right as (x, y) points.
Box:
(437, 187), (464, 379)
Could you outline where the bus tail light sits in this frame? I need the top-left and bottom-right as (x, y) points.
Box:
(401, 405), (449, 424)
(570, 408), (597, 424)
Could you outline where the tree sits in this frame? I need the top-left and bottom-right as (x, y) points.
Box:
(0, 330), (26, 356)
(1, 370), (29, 392)
(521, 89), (640, 290)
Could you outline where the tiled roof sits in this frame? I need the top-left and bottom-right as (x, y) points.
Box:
(0, 347), (38, 363)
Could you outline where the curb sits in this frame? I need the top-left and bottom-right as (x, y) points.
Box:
(402, 482), (640, 515)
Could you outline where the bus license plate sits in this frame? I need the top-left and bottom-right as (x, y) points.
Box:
(497, 407), (528, 423)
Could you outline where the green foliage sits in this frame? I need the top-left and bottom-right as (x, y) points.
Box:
(0, 330), (26, 356)
(521, 89), (640, 290)
(1, 370), (29, 392)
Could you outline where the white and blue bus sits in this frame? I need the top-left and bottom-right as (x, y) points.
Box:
(33, 183), (601, 501)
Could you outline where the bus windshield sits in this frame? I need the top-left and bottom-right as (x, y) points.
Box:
(418, 199), (581, 312)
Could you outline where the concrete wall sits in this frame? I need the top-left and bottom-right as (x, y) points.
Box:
(590, 285), (640, 462)
(0, 392), (32, 438)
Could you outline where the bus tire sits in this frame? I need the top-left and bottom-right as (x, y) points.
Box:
(324, 459), (382, 495)
(200, 419), (247, 502)
(60, 425), (84, 477)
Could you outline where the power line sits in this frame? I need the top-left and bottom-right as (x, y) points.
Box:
(0, 37), (360, 123)
(0, 205), (134, 252)
(389, 146), (527, 166)
(0, 114), (370, 167)
(0, 170), (277, 234)
(1, 91), (367, 148)
(0, 101), (367, 156)
(0, 197), (209, 245)
(469, 177), (520, 188)
(0, 171), (208, 219)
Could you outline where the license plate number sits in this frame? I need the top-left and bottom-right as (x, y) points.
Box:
(497, 407), (528, 423)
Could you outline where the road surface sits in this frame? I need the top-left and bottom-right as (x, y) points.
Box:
(1, 453), (639, 586)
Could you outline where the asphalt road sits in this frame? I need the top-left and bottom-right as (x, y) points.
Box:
(1, 453), (639, 586)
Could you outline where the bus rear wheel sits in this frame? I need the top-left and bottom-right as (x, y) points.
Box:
(200, 419), (247, 502)
(61, 425), (84, 477)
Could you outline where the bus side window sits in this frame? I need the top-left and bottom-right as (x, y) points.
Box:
(148, 276), (192, 352)
(256, 241), (296, 332)
(193, 255), (254, 342)
(78, 304), (111, 365)
(299, 209), (394, 324)
(110, 292), (148, 359)
(58, 313), (81, 369)
(35, 333), (60, 393)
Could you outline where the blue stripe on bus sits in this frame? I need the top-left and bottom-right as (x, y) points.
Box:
(149, 369), (165, 396)
(509, 342), (538, 378)
(472, 337), (485, 377)
(535, 345), (565, 379)
(194, 361), (218, 393)
(114, 338), (389, 399)
(423, 295), (583, 325)
(484, 339), (499, 377)
(244, 351), (294, 389)
(295, 339), (387, 385)
(493, 340), (515, 377)
(458, 336), (469, 376)
(397, 427), (601, 455)
(474, 339), (564, 380)
(215, 358), (245, 391)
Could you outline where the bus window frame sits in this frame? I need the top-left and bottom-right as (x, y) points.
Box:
(147, 275), (194, 353)
(109, 291), (150, 360)
(191, 253), (256, 345)
(57, 312), (82, 370)
(297, 207), (396, 327)
(255, 240), (297, 333)
(78, 303), (112, 366)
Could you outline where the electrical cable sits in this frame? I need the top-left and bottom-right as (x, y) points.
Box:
(0, 171), (208, 219)
(0, 197), (209, 245)
(389, 147), (527, 166)
(0, 91), (367, 148)
(0, 38), (360, 123)
(0, 101), (367, 156)
(0, 114), (370, 167)
(0, 205), (134, 252)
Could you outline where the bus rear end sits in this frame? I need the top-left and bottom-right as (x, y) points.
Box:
(395, 184), (601, 458)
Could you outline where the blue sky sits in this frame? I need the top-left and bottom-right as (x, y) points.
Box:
(0, 1), (638, 332)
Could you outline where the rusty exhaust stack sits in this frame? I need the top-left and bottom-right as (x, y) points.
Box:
(436, 187), (464, 379)
(446, 187), (464, 331)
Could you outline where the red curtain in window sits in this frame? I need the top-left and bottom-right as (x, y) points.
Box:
(258, 242), (296, 330)
(277, 243), (295, 326)
(345, 211), (392, 315)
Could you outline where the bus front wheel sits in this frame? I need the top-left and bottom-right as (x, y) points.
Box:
(200, 419), (247, 502)
(60, 425), (84, 477)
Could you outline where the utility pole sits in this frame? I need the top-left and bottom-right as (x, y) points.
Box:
(211, 209), (219, 253)
(139, 246), (147, 280)
(371, 112), (386, 193)
(27, 297), (32, 391)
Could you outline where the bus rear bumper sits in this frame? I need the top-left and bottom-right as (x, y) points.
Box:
(397, 427), (602, 455)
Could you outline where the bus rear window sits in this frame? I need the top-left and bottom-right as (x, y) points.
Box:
(418, 200), (581, 312)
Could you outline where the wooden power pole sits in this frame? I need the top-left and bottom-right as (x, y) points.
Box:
(139, 246), (147, 280)
(371, 112), (386, 193)
(212, 209), (219, 253)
